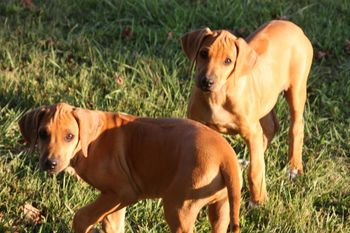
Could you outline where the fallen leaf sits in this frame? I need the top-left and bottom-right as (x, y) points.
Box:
(114, 73), (124, 86)
(345, 39), (350, 54)
(65, 53), (75, 65)
(167, 31), (173, 40)
(23, 203), (43, 225)
(22, 0), (34, 8)
(21, 0), (38, 11)
(37, 38), (57, 47)
(315, 50), (331, 60)
(122, 26), (133, 40)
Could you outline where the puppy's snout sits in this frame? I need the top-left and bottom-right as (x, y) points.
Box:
(200, 77), (215, 91)
(44, 158), (57, 170)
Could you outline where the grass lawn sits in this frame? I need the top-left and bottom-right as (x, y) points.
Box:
(0, 0), (349, 232)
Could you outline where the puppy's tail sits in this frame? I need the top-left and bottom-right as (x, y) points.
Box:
(220, 152), (242, 233)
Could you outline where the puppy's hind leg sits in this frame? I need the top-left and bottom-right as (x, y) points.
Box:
(285, 41), (312, 179)
(208, 198), (230, 233)
(163, 199), (201, 233)
(285, 83), (307, 179)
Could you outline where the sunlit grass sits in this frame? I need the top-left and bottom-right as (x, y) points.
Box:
(0, 0), (349, 232)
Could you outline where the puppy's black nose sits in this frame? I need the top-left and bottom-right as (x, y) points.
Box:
(201, 77), (214, 91)
(45, 158), (57, 170)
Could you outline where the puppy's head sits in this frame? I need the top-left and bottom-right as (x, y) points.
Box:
(181, 28), (257, 93)
(19, 103), (100, 174)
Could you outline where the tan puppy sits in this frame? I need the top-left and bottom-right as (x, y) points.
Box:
(181, 20), (313, 204)
(18, 103), (242, 233)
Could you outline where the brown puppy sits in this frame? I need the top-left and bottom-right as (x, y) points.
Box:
(19, 103), (242, 233)
(181, 20), (313, 204)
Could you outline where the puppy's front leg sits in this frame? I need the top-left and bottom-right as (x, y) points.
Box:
(73, 193), (127, 233)
(260, 109), (279, 151)
(102, 208), (126, 233)
(243, 122), (267, 204)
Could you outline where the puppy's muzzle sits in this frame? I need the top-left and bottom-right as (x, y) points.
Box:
(42, 157), (58, 171)
(199, 76), (215, 92)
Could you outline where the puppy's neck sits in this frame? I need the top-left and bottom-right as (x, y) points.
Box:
(68, 112), (138, 180)
(69, 146), (86, 174)
(207, 91), (226, 106)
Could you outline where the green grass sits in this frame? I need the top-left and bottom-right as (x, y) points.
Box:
(0, 0), (349, 232)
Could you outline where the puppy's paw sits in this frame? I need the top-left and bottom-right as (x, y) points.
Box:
(286, 168), (299, 180)
(238, 159), (249, 168)
(65, 166), (82, 180)
(248, 200), (261, 209)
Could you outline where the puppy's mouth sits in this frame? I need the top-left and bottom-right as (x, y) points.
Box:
(40, 157), (68, 174)
(196, 75), (217, 92)
(198, 84), (213, 92)
(196, 81), (215, 93)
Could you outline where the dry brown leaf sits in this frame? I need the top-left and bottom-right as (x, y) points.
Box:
(37, 38), (57, 47)
(21, 0), (38, 11)
(345, 39), (350, 54)
(167, 31), (173, 40)
(22, 0), (34, 8)
(315, 50), (331, 60)
(114, 73), (124, 86)
(23, 203), (43, 225)
(122, 26), (133, 40)
(65, 54), (75, 65)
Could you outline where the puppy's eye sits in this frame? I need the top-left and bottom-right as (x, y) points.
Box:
(224, 58), (232, 65)
(38, 129), (49, 140)
(199, 50), (208, 59)
(65, 133), (74, 142)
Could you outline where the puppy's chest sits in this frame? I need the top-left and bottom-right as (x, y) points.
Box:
(206, 104), (239, 134)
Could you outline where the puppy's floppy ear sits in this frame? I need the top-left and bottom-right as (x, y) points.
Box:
(181, 27), (213, 61)
(233, 38), (257, 78)
(72, 108), (102, 158)
(18, 107), (48, 152)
